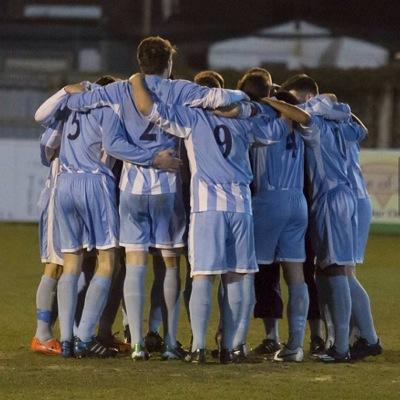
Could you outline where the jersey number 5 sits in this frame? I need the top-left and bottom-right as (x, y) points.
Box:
(67, 112), (80, 141)
(213, 125), (232, 158)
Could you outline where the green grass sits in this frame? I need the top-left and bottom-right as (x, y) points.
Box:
(0, 224), (399, 400)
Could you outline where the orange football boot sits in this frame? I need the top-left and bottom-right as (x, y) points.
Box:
(31, 337), (62, 355)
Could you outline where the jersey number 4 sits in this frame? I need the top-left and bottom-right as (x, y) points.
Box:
(213, 125), (232, 158)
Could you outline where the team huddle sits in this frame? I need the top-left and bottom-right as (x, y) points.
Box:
(30, 36), (382, 364)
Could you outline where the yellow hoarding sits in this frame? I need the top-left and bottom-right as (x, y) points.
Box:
(360, 150), (399, 224)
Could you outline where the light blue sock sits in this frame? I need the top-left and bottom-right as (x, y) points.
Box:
(123, 265), (146, 346)
(233, 274), (255, 348)
(287, 283), (309, 350)
(77, 275), (112, 343)
(348, 275), (378, 344)
(328, 275), (351, 355)
(35, 275), (57, 342)
(57, 273), (79, 342)
(222, 276), (243, 351)
(163, 266), (180, 348)
(189, 278), (212, 351)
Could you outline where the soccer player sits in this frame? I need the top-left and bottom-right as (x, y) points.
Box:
(232, 73), (310, 362)
(130, 72), (310, 363)
(65, 36), (249, 361)
(35, 76), (178, 358)
(235, 68), (284, 358)
(299, 92), (382, 359)
(31, 125), (63, 355)
(280, 74), (379, 362)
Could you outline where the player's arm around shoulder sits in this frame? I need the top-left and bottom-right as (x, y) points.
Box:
(130, 73), (193, 139)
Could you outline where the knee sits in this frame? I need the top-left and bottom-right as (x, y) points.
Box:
(126, 250), (148, 266)
(43, 263), (62, 279)
(317, 264), (346, 277)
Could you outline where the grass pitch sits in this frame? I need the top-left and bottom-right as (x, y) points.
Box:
(0, 224), (399, 400)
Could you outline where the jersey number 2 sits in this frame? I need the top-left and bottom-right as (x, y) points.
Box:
(140, 122), (157, 141)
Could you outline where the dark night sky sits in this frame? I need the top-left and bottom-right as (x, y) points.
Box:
(173, 0), (400, 48)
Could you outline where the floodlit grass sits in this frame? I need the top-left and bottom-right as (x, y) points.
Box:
(0, 224), (399, 400)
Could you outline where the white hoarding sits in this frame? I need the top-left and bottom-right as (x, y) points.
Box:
(0, 139), (47, 221)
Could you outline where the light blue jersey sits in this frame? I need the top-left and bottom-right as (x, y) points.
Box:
(67, 76), (248, 195)
(342, 122), (369, 199)
(300, 114), (353, 203)
(340, 120), (370, 262)
(304, 95), (368, 199)
(300, 114), (359, 267)
(248, 103), (307, 264)
(147, 102), (288, 214)
(250, 104), (304, 192)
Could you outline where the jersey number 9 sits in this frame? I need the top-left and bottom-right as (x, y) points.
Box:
(213, 125), (232, 158)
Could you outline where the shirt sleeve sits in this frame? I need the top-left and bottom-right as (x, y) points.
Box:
(67, 85), (116, 112)
(342, 120), (367, 143)
(172, 80), (249, 109)
(147, 102), (194, 139)
(99, 108), (157, 166)
(34, 89), (69, 126)
(39, 125), (62, 167)
(299, 115), (321, 147)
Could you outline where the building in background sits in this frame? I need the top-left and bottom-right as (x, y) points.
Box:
(208, 21), (389, 70)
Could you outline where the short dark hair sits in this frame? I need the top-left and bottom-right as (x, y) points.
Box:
(137, 36), (176, 75)
(280, 74), (319, 96)
(194, 70), (224, 88)
(95, 75), (119, 86)
(275, 90), (300, 105)
(237, 73), (271, 101)
(244, 67), (272, 85)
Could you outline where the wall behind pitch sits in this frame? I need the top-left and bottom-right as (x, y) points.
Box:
(0, 139), (47, 221)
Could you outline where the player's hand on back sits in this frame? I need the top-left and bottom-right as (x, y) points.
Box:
(152, 148), (182, 173)
(64, 83), (85, 94)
